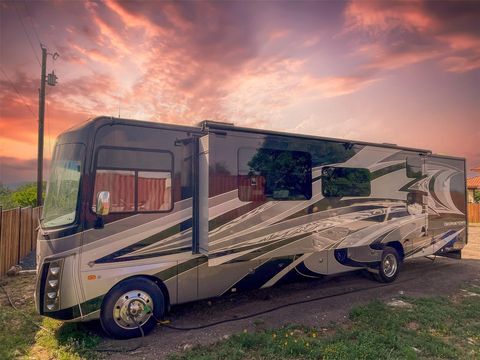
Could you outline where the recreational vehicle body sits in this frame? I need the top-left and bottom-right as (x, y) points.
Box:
(35, 117), (467, 338)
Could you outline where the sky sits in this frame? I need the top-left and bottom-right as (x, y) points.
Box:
(0, 0), (479, 185)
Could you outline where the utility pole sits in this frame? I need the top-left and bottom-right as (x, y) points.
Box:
(36, 45), (58, 206)
(37, 45), (47, 207)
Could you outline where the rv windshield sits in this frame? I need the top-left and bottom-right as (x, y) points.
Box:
(41, 143), (85, 229)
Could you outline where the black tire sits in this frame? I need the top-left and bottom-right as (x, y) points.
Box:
(373, 247), (401, 283)
(100, 277), (165, 339)
(361, 269), (377, 281)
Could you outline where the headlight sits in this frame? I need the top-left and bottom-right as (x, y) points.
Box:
(49, 266), (60, 276)
(44, 259), (64, 312)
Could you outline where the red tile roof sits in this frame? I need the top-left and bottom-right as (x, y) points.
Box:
(467, 176), (480, 189)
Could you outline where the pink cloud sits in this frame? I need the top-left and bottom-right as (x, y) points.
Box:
(103, 0), (165, 37)
(344, 0), (480, 73)
(345, 1), (438, 34)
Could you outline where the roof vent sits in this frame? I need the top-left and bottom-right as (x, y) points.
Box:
(199, 120), (235, 130)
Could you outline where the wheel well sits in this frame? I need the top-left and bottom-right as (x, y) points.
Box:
(143, 275), (170, 311)
(385, 241), (404, 261)
(106, 274), (170, 312)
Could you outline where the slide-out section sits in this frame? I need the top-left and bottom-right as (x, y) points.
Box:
(198, 134), (210, 255)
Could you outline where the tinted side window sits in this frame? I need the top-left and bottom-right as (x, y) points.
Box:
(238, 148), (312, 201)
(93, 148), (173, 213)
(137, 171), (172, 211)
(406, 156), (423, 178)
(322, 167), (371, 197)
(97, 148), (172, 170)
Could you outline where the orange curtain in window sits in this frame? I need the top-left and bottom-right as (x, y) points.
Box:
(94, 171), (135, 212)
(138, 176), (168, 211)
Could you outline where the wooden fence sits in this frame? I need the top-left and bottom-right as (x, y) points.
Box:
(468, 203), (480, 223)
(0, 206), (42, 277)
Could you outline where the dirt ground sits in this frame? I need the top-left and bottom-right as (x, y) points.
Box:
(0, 272), (36, 308)
(96, 239), (480, 359)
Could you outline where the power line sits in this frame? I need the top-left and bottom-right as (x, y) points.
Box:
(0, 66), (37, 118)
(14, 4), (41, 67)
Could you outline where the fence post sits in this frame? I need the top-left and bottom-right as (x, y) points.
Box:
(18, 207), (22, 263)
(31, 207), (35, 253)
(0, 205), (2, 251)
(0, 207), (2, 274)
(29, 206), (33, 254)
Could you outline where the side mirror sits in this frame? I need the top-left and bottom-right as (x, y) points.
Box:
(96, 191), (111, 216)
(95, 191), (110, 229)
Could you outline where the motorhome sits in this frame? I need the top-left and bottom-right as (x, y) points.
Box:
(35, 117), (467, 338)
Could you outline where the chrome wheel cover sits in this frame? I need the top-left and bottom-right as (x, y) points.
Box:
(382, 254), (397, 278)
(113, 290), (153, 329)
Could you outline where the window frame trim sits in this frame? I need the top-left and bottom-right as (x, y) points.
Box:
(321, 166), (372, 198)
(91, 146), (175, 215)
(237, 146), (313, 202)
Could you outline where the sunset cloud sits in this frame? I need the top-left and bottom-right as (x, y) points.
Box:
(344, 0), (480, 73)
(0, 0), (479, 184)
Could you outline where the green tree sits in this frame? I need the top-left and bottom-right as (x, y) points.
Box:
(0, 182), (46, 209)
(11, 183), (46, 207)
(11, 183), (37, 207)
(474, 189), (480, 203)
(0, 183), (15, 209)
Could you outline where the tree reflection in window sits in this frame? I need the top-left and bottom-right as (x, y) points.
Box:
(322, 167), (371, 197)
(239, 148), (312, 201)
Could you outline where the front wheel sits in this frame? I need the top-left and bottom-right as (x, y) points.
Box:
(374, 247), (401, 283)
(100, 277), (165, 339)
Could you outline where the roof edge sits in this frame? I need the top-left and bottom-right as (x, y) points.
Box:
(201, 121), (432, 154)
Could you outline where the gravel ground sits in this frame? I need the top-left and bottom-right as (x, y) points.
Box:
(95, 255), (480, 359)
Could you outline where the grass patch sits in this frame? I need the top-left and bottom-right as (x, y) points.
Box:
(0, 274), (100, 360)
(169, 286), (480, 360)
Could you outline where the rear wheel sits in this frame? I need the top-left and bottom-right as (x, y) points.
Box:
(374, 247), (400, 283)
(100, 277), (165, 339)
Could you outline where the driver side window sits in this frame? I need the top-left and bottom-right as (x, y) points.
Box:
(92, 147), (173, 213)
